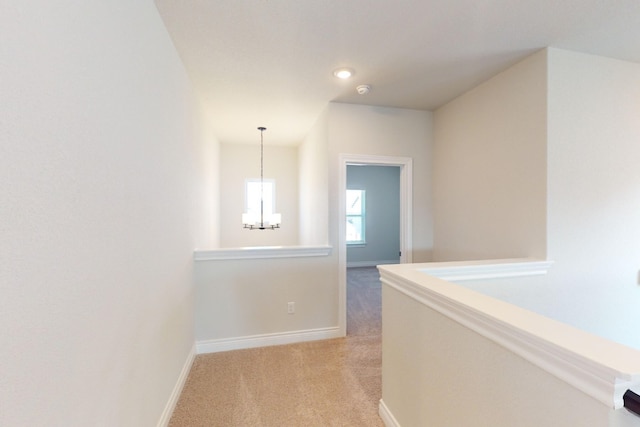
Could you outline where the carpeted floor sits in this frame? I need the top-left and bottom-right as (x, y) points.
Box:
(168, 267), (383, 426)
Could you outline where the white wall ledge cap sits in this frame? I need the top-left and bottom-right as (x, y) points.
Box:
(194, 245), (332, 261)
(418, 257), (554, 281)
(378, 258), (640, 409)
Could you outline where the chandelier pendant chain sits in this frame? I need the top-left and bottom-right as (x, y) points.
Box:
(259, 126), (265, 227)
(242, 126), (280, 230)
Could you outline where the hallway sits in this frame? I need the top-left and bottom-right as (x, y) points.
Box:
(168, 267), (383, 426)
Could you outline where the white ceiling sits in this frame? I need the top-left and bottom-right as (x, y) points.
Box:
(154, 0), (640, 146)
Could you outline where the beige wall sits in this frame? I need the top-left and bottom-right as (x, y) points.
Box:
(431, 47), (640, 351)
(0, 1), (217, 425)
(299, 108), (330, 245)
(327, 103), (434, 262)
(199, 125), (221, 249)
(195, 255), (337, 341)
(220, 143), (299, 247)
(545, 48), (640, 348)
(432, 49), (548, 261)
(381, 283), (632, 427)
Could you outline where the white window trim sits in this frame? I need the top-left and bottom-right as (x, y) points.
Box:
(346, 188), (366, 245)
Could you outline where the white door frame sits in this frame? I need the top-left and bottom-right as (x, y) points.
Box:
(338, 154), (413, 336)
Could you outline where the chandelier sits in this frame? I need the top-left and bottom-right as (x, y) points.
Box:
(242, 127), (281, 230)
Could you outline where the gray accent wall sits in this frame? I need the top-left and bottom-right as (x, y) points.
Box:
(347, 165), (400, 266)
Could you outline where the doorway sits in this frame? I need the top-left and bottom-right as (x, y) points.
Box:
(346, 164), (400, 336)
(338, 154), (413, 336)
(346, 165), (401, 267)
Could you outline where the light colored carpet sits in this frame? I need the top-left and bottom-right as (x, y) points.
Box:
(169, 267), (383, 426)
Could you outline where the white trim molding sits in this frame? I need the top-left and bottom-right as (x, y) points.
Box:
(194, 245), (332, 261)
(157, 344), (196, 427)
(196, 327), (342, 354)
(347, 260), (400, 268)
(378, 259), (640, 409)
(420, 257), (554, 281)
(379, 399), (401, 427)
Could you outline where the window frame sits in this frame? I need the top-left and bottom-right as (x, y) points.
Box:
(346, 188), (366, 245)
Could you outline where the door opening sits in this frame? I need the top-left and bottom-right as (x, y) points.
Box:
(346, 165), (401, 268)
(338, 154), (413, 336)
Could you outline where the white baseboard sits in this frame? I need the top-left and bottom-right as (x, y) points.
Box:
(157, 344), (196, 427)
(196, 326), (342, 354)
(347, 260), (399, 268)
(379, 399), (401, 427)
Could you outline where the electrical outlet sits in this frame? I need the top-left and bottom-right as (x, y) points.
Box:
(287, 302), (295, 314)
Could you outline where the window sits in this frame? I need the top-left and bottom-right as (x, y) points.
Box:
(346, 189), (365, 244)
(245, 179), (275, 218)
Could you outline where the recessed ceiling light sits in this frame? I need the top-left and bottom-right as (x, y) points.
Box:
(333, 68), (354, 79)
